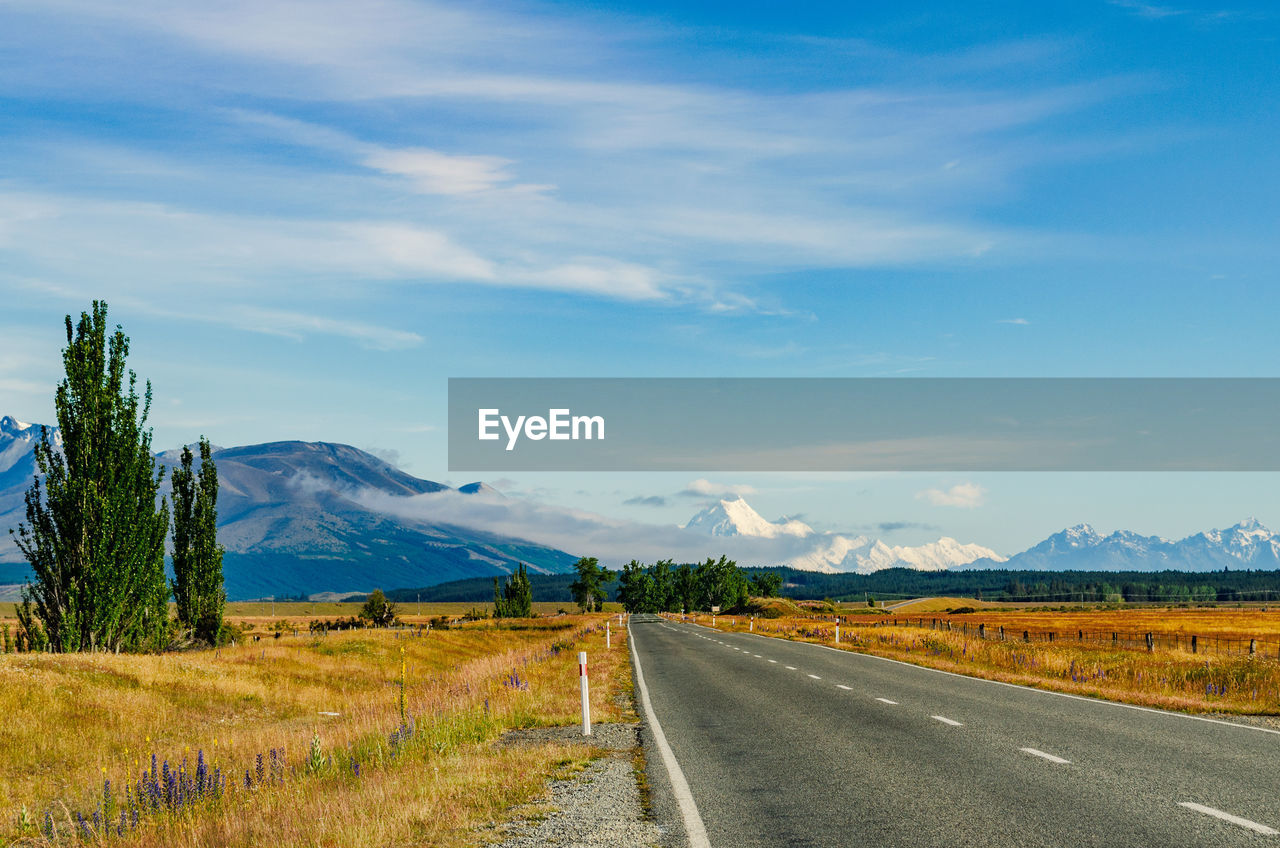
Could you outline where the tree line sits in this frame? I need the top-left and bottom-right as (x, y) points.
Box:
(10, 302), (226, 653)
(391, 563), (1280, 609)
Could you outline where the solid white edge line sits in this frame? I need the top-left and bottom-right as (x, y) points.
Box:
(932, 715), (963, 726)
(1178, 802), (1279, 835)
(1020, 747), (1070, 764)
(679, 620), (1280, 737)
(628, 616), (712, 848)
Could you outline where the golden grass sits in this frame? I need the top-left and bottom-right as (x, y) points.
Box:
(878, 597), (1007, 613)
(923, 606), (1280, 640)
(1, 613), (633, 846)
(685, 611), (1280, 716)
(0, 601), (622, 627)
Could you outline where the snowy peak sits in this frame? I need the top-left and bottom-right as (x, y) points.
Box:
(987, 519), (1280, 572)
(680, 496), (1001, 574)
(683, 496), (814, 539)
(0, 416), (32, 436)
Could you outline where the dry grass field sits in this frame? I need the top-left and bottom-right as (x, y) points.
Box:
(0, 613), (632, 846)
(686, 607), (1280, 717)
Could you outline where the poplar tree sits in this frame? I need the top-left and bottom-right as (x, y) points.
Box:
(13, 302), (171, 652)
(171, 438), (225, 645)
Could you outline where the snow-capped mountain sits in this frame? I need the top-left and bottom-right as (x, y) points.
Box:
(966, 518), (1280, 572)
(683, 496), (813, 538)
(682, 496), (1003, 574)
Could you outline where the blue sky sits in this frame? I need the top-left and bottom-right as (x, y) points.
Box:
(2, 0), (1278, 556)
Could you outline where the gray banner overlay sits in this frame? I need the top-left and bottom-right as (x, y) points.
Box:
(448, 378), (1280, 471)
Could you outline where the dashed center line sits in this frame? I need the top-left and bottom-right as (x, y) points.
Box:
(807, 674), (822, 680)
(836, 684), (853, 691)
(768, 659), (778, 664)
(1020, 748), (1070, 765)
(1178, 802), (1279, 835)
(785, 666), (797, 670)
(931, 715), (963, 726)
(875, 698), (898, 705)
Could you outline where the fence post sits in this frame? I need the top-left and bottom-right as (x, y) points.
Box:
(1251, 639), (1257, 656)
(579, 651), (591, 736)
(1145, 632), (1154, 652)
(979, 624), (986, 640)
(1023, 630), (1029, 642)
(1049, 632), (1055, 643)
(1192, 634), (1198, 654)
(999, 625), (1005, 641)
(1078, 630), (1083, 642)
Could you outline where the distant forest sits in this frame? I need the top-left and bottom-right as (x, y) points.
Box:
(388, 565), (1280, 606)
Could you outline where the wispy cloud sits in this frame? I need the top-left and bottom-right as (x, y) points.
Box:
(624, 495), (668, 507)
(916, 482), (987, 509)
(997, 317), (1031, 325)
(678, 478), (758, 498)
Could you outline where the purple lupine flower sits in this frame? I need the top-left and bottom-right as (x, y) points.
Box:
(256, 752), (265, 786)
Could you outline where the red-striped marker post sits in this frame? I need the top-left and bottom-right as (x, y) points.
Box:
(579, 651), (592, 736)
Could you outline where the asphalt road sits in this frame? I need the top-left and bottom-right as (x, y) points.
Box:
(628, 613), (1280, 848)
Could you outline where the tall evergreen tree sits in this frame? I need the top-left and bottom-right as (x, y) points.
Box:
(171, 438), (225, 645)
(493, 563), (533, 618)
(568, 557), (613, 612)
(13, 302), (171, 652)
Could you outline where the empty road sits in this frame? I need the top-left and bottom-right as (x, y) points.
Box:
(628, 613), (1280, 847)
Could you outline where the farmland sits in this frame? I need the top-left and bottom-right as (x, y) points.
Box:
(686, 604), (1280, 717)
(0, 613), (630, 846)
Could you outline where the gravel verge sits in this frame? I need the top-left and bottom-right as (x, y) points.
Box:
(488, 722), (662, 848)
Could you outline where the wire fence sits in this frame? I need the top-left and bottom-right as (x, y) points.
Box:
(801, 615), (1280, 661)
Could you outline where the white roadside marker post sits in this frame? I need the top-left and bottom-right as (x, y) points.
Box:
(835, 623), (840, 644)
(606, 621), (611, 649)
(750, 617), (754, 632)
(579, 651), (592, 736)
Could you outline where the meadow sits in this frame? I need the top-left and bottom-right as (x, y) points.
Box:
(1, 612), (632, 846)
(686, 605), (1280, 717)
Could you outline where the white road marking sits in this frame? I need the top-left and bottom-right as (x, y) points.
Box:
(837, 684), (853, 691)
(1021, 748), (1070, 764)
(768, 659), (778, 664)
(628, 618), (712, 848)
(785, 666), (797, 670)
(807, 674), (822, 680)
(875, 698), (898, 705)
(1178, 802), (1279, 835)
(754, 654), (762, 658)
(789, 635), (1280, 737)
(932, 715), (963, 726)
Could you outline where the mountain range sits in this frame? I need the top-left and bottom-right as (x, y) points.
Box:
(0, 416), (577, 599)
(4, 413), (1279, 599)
(682, 496), (1005, 574)
(968, 519), (1280, 572)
